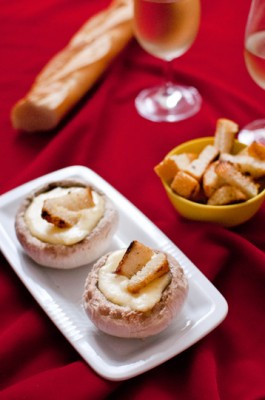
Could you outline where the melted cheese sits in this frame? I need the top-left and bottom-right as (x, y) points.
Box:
(98, 249), (171, 312)
(25, 187), (104, 245)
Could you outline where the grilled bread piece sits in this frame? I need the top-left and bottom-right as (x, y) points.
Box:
(215, 161), (259, 198)
(183, 145), (219, 181)
(127, 252), (170, 293)
(154, 153), (196, 182)
(203, 161), (224, 197)
(154, 158), (180, 182)
(207, 185), (246, 205)
(214, 118), (239, 153)
(42, 187), (95, 228)
(220, 153), (265, 178)
(115, 240), (153, 278)
(171, 171), (200, 199)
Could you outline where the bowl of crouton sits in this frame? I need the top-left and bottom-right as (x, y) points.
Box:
(154, 118), (265, 227)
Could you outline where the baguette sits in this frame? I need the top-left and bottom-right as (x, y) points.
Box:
(11, 0), (133, 132)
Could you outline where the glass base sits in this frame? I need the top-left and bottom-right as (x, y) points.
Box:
(237, 119), (265, 145)
(135, 83), (201, 122)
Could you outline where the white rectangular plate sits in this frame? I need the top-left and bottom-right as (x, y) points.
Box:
(0, 166), (228, 381)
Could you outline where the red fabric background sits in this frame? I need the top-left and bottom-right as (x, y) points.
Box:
(1, 0), (265, 398)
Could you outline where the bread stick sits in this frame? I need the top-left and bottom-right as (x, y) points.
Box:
(11, 0), (133, 132)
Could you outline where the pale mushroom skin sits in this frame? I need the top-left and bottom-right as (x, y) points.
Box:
(83, 251), (188, 338)
(15, 180), (119, 269)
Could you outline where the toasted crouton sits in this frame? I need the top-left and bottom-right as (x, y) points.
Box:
(170, 153), (197, 170)
(220, 153), (265, 178)
(171, 171), (200, 199)
(154, 158), (179, 182)
(154, 153), (197, 182)
(214, 118), (239, 153)
(43, 187), (94, 211)
(203, 161), (224, 197)
(215, 161), (259, 198)
(41, 187), (95, 228)
(41, 205), (79, 228)
(247, 141), (265, 160)
(183, 145), (219, 181)
(115, 241), (153, 278)
(207, 185), (246, 205)
(127, 252), (170, 293)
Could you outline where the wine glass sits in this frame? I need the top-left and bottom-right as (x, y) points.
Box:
(133, 0), (202, 122)
(238, 0), (265, 144)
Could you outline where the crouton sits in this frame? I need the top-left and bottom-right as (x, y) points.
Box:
(170, 153), (197, 170)
(203, 161), (224, 197)
(127, 252), (170, 293)
(43, 187), (94, 211)
(215, 161), (259, 198)
(41, 187), (94, 228)
(115, 241), (153, 278)
(171, 171), (200, 199)
(220, 153), (265, 178)
(183, 145), (219, 181)
(207, 185), (246, 205)
(214, 118), (239, 153)
(41, 205), (79, 228)
(154, 158), (179, 182)
(154, 153), (197, 182)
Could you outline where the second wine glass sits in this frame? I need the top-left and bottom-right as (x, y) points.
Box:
(133, 0), (201, 122)
(238, 0), (265, 144)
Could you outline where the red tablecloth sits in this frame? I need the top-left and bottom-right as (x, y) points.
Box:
(1, 0), (265, 398)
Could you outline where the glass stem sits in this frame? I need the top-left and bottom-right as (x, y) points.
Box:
(163, 60), (174, 95)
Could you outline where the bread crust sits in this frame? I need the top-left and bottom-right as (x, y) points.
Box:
(15, 179), (119, 268)
(83, 251), (188, 338)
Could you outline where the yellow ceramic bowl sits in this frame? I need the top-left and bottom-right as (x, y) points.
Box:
(160, 137), (265, 227)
